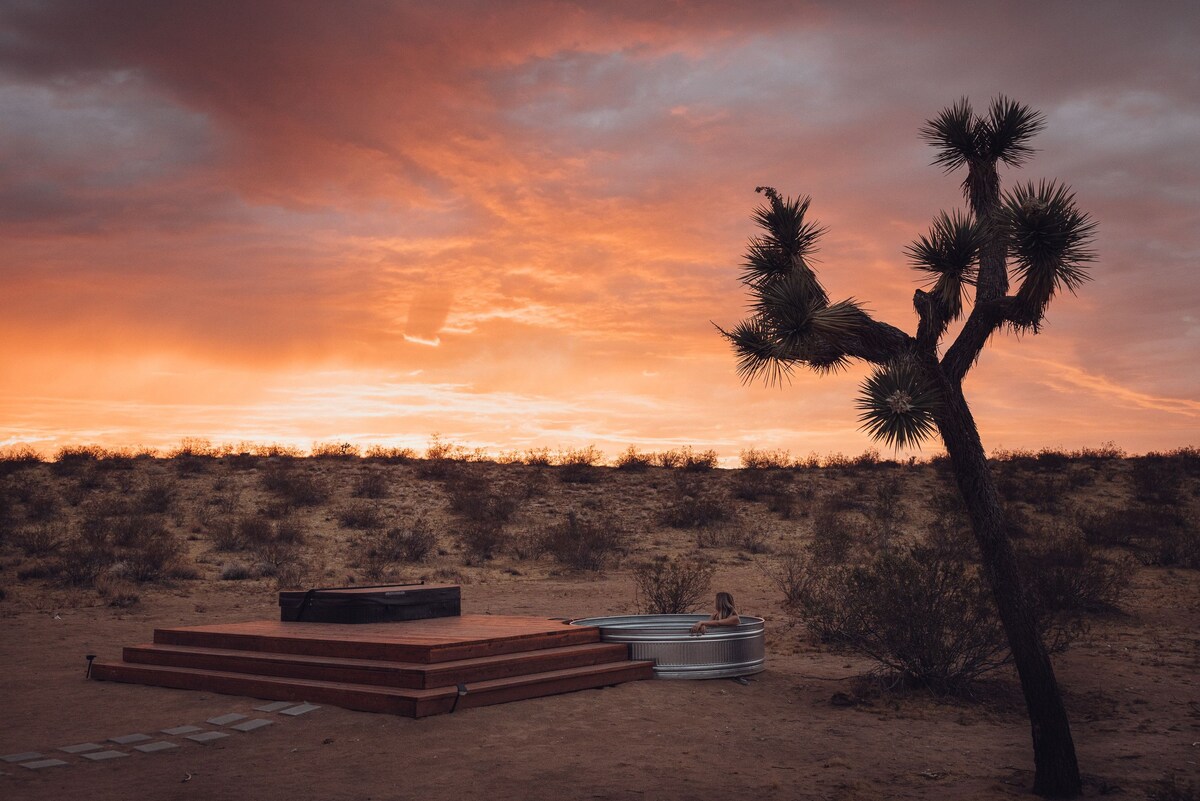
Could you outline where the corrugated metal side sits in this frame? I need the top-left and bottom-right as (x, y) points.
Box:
(571, 615), (765, 679)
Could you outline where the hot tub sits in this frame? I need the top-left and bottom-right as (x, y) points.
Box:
(570, 614), (765, 679)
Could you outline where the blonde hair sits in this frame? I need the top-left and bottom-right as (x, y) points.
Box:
(715, 592), (737, 619)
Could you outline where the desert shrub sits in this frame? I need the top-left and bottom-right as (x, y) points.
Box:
(633, 555), (714, 613)
(1131, 455), (1184, 506)
(768, 549), (858, 642)
(740, 448), (793, 470)
(51, 445), (102, 476)
(119, 523), (190, 583)
(363, 518), (437, 573)
(652, 449), (684, 469)
(205, 515), (242, 550)
(1002, 472), (1071, 513)
(95, 573), (139, 607)
(867, 474), (906, 527)
(457, 521), (506, 563)
(219, 562), (254, 581)
(352, 469), (389, 499)
(139, 476), (177, 514)
(338, 500), (385, 530)
(1034, 447), (1071, 470)
(661, 476), (735, 528)
(0, 445), (41, 476)
(539, 511), (627, 571)
(791, 544), (1011, 689)
(15, 523), (65, 556)
(680, 447), (718, 471)
(54, 530), (117, 586)
(613, 446), (653, 471)
(363, 445), (416, 463)
(24, 484), (61, 522)
(696, 524), (770, 554)
(1017, 524), (1134, 615)
(260, 463), (330, 506)
(445, 473), (519, 524)
(1078, 505), (1199, 568)
(807, 509), (860, 565)
(508, 530), (547, 561)
(311, 441), (360, 459)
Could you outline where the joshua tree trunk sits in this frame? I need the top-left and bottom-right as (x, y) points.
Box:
(934, 377), (1082, 798)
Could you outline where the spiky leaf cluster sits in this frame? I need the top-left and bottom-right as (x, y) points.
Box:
(905, 210), (983, 322)
(855, 359), (940, 450)
(722, 187), (866, 385)
(920, 96), (1046, 173)
(1003, 180), (1097, 327)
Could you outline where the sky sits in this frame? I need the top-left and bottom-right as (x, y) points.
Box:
(1, 0), (1198, 460)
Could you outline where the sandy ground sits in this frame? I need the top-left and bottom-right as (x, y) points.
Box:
(2, 564), (1198, 801)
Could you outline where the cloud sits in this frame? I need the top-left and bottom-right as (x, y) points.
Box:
(1, 1), (1197, 454)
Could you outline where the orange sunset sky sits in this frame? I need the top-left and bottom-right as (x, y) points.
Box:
(1, 1), (1198, 460)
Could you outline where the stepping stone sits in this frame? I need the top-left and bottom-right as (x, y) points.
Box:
(109, 733), (152, 745)
(162, 725), (203, 735)
(21, 759), (69, 770)
(279, 703), (320, 716)
(133, 741), (178, 753)
(230, 719), (272, 732)
(185, 731), (229, 744)
(206, 713), (246, 726)
(255, 701), (294, 712)
(60, 743), (104, 754)
(2, 752), (43, 763)
(81, 750), (128, 761)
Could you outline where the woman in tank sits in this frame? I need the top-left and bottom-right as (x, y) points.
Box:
(690, 591), (740, 634)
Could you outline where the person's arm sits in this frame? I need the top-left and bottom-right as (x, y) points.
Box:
(691, 614), (740, 634)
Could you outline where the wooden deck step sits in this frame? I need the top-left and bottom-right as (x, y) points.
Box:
(91, 658), (655, 718)
(122, 641), (632, 689)
(153, 615), (600, 663)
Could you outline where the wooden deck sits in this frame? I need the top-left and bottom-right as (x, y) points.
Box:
(91, 615), (654, 717)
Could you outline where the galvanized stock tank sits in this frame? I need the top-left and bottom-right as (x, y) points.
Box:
(570, 614), (765, 679)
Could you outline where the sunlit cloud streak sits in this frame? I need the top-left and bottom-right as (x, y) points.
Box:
(1, 1), (1197, 457)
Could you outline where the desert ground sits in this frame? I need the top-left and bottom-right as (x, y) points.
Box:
(1, 446), (1197, 800)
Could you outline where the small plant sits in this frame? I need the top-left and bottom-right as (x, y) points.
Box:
(613, 446), (653, 471)
(311, 441), (361, 459)
(260, 463), (330, 506)
(352, 469), (389, 499)
(445, 473), (519, 524)
(338, 500), (385, 530)
(632, 555), (714, 613)
(138, 476), (177, 514)
(220, 562), (254, 581)
(539, 511), (627, 571)
(660, 476), (735, 528)
(740, 448), (794, 469)
(807, 509), (859, 565)
(456, 521), (506, 564)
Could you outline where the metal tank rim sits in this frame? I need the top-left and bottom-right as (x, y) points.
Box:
(569, 614), (765, 679)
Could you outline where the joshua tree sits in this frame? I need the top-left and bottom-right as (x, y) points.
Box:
(720, 97), (1094, 798)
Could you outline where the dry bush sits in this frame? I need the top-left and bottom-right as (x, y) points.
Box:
(361, 517), (437, 578)
(556, 446), (603, 484)
(1078, 505), (1199, 568)
(1131, 455), (1185, 505)
(660, 476), (735, 528)
(139, 476), (177, 514)
(695, 524), (770, 554)
(260, 462), (330, 506)
(633, 555), (714, 613)
(95, 573), (139, 607)
(613, 446), (653, 471)
(352, 468), (390, 499)
(445, 473), (519, 524)
(740, 448), (793, 469)
(338, 500), (385, 530)
(363, 445), (416, 463)
(539, 511), (627, 572)
(24, 484), (61, 523)
(311, 441), (361, 459)
(220, 562), (254, 581)
(807, 509), (861, 565)
(205, 515), (242, 551)
(0, 445), (42, 477)
(786, 545), (1011, 690)
(456, 521), (506, 564)
(14, 522), (66, 556)
(1017, 524), (1134, 615)
(117, 521), (192, 583)
(50, 445), (103, 477)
